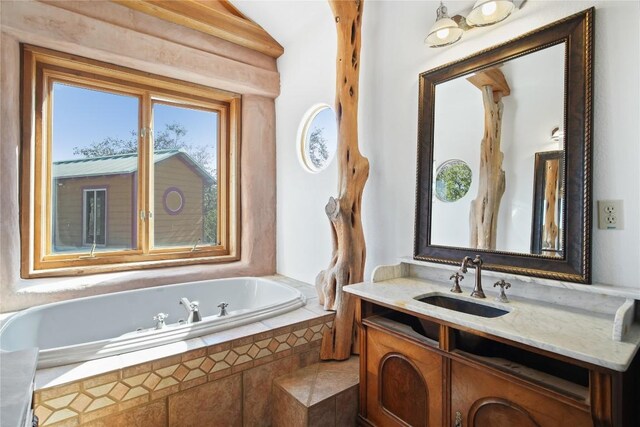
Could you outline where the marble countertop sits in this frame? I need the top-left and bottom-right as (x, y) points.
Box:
(345, 277), (640, 371)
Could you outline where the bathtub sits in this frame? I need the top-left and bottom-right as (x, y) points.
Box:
(0, 277), (306, 368)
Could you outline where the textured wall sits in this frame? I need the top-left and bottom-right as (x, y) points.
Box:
(275, 0), (640, 289)
(0, 1), (278, 312)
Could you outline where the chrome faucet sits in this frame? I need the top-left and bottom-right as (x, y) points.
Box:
(460, 255), (485, 298)
(180, 298), (202, 323)
(153, 313), (168, 329)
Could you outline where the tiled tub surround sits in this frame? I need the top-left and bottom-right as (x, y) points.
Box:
(1, 277), (306, 368)
(30, 277), (335, 426)
(347, 259), (640, 371)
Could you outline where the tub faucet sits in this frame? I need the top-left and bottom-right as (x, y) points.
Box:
(180, 298), (202, 323)
(460, 255), (485, 298)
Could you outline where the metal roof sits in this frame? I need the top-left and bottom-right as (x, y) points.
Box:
(52, 149), (214, 184)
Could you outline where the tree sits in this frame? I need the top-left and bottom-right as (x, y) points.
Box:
(308, 127), (330, 169)
(74, 122), (218, 244)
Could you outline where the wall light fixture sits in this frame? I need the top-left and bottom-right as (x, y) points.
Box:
(425, 0), (524, 48)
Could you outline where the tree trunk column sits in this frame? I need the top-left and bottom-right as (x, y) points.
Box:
(315, 0), (369, 361)
(469, 85), (507, 250)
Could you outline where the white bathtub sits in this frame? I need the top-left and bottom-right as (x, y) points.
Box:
(0, 277), (306, 368)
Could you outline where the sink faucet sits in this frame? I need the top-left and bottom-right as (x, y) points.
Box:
(460, 255), (485, 298)
(180, 298), (202, 323)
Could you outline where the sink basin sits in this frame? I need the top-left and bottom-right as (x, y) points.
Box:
(415, 295), (509, 318)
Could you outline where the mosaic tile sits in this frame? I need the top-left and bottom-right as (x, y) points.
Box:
(46, 393), (77, 409)
(34, 318), (333, 426)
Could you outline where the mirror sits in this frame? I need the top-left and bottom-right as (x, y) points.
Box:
(415, 9), (593, 283)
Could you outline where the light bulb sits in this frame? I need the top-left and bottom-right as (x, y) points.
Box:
(481, 1), (497, 16)
(436, 28), (450, 40)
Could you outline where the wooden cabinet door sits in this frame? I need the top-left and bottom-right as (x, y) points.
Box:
(451, 360), (592, 427)
(365, 327), (443, 427)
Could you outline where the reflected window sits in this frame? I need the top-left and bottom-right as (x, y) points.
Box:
(299, 105), (338, 172)
(435, 160), (472, 202)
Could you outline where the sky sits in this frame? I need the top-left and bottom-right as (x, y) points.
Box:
(306, 106), (338, 168)
(51, 82), (219, 164)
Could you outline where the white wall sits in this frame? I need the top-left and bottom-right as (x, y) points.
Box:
(276, 0), (640, 289)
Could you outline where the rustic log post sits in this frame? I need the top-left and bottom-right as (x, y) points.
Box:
(315, 0), (369, 361)
(543, 159), (560, 251)
(467, 69), (509, 250)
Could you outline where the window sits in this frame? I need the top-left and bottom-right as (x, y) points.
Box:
(298, 104), (338, 173)
(21, 46), (240, 277)
(82, 189), (107, 247)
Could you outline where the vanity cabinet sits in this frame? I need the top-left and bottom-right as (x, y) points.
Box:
(357, 300), (639, 427)
(450, 360), (592, 426)
(365, 326), (443, 426)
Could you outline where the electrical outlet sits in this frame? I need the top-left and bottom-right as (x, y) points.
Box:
(598, 200), (624, 230)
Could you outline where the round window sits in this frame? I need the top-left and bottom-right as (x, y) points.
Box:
(298, 104), (338, 173)
(163, 188), (184, 214)
(435, 160), (472, 202)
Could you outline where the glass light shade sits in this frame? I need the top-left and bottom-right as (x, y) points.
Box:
(425, 3), (463, 48)
(466, 0), (514, 27)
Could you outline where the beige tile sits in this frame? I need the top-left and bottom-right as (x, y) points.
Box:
(121, 363), (152, 379)
(232, 336), (254, 348)
(123, 373), (149, 387)
(168, 374), (242, 427)
(155, 377), (179, 391)
(309, 397), (336, 427)
(85, 382), (116, 398)
(150, 383), (180, 401)
(83, 400), (166, 427)
(335, 386), (359, 427)
(122, 386), (148, 401)
(181, 348), (207, 362)
(200, 357), (215, 373)
(294, 349), (321, 370)
(117, 394), (150, 412)
(247, 344), (260, 358)
(273, 364), (319, 406)
(108, 382), (130, 401)
(179, 374), (208, 391)
(231, 360), (254, 373)
(43, 411), (79, 427)
(79, 402), (119, 424)
(37, 383), (81, 401)
(155, 364), (179, 378)
(183, 368), (206, 382)
(206, 342), (232, 355)
(82, 373), (120, 391)
(152, 355), (182, 371)
(211, 350), (230, 362)
(243, 357), (295, 427)
(271, 385), (306, 427)
(183, 356), (205, 370)
(143, 373), (161, 390)
(34, 405), (53, 424)
(172, 364), (190, 381)
(85, 396), (117, 412)
(69, 393), (92, 412)
(45, 393), (78, 409)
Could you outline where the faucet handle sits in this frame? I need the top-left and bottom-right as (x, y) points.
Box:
(493, 279), (511, 303)
(153, 313), (169, 329)
(154, 312), (168, 321)
(449, 272), (464, 293)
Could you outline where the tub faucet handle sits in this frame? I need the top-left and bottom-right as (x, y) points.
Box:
(217, 302), (229, 317)
(153, 313), (168, 329)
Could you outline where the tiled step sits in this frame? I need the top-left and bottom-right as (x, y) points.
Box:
(272, 356), (359, 427)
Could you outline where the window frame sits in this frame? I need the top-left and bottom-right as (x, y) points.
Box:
(21, 45), (241, 278)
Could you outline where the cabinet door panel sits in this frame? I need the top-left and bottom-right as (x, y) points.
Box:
(451, 360), (592, 427)
(366, 327), (443, 427)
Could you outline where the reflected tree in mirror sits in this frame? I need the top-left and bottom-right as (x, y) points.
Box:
(435, 160), (472, 202)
